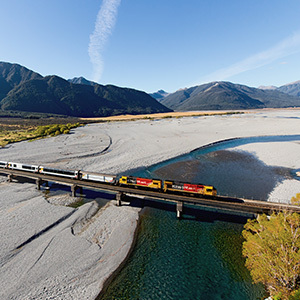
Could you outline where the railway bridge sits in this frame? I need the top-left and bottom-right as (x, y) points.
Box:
(1, 168), (300, 218)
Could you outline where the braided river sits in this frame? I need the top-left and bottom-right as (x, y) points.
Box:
(99, 135), (300, 300)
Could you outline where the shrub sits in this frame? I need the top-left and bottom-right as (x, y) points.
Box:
(289, 289), (300, 300)
(291, 193), (300, 206)
(242, 211), (300, 299)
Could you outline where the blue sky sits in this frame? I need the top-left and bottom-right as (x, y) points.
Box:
(1, 0), (300, 93)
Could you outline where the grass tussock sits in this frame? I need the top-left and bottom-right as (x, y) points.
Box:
(80, 110), (245, 123)
(0, 122), (81, 147)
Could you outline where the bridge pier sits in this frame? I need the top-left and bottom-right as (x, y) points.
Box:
(116, 192), (125, 206)
(36, 178), (43, 190)
(176, 201), (183, 219)
(7, 174), (13, 182)
(71, 185), (78, 197)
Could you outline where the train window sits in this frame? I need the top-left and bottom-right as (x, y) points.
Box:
(43, 168), (75, 176)
(43, 168), (58, 173)
(22, 165), (33, 170)
(13, 164), (16, 167)
(58, 170), (74, 175)
(127, 177), (136, 184)
(64, 171), (75, 175)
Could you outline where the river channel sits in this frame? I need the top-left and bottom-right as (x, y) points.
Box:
(99, 135), (300, 300)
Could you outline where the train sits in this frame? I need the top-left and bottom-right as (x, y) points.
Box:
(0, 161), (217, 197)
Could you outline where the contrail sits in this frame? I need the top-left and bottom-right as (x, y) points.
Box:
(195, 30), (300, 85)
(88, 0), (121, 82)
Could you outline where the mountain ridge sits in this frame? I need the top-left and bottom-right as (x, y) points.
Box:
(160, 81), (300, 111)
(68, 77), (97, 86)
(0, 62), (43, 100)
(277, 81), (300, 97)
(2, 61), (300, 116)
(0, 62), (171, 117)
(150, 90), (169, 101)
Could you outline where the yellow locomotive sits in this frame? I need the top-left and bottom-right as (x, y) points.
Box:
(1, 161), (217, 197)
(119, 176), (217, 197)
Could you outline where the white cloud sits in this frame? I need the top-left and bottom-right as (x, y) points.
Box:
(197, 31), (300, 84)
(88, 0), (121, 83)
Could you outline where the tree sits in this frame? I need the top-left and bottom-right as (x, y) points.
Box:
(242, 211), (300, 299)
(291, 193), (300, 206)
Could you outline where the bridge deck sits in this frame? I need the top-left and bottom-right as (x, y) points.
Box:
(1, 169), (300, 216)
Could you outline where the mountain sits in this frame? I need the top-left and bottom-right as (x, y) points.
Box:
(2, 62), (300, 115)
(68, 77), (97, 86)
(160, 81), (300, 111)
(0, 62), (171, 117)
(258, 85), (277, 90)
(1, 76), (171, 117)
(259, 81), (300, 97)
(0, 62), (43, 100)
(150, 90), (169, 101)
(278, 81), (300, 97)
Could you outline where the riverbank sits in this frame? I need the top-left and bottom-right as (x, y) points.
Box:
(0, 109), (299, 299)
(228, 138), (300, 202)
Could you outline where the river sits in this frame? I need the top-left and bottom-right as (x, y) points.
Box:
(99, 135), (299, 300)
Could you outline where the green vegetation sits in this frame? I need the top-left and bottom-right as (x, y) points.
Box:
(68, 198), (85, 208)
(242, 210), (300, 300)
(291, 193), (300, 206)
(0, 110), (68, 119)
(0, 122), (81, 147)
(33, 123), (80, 137)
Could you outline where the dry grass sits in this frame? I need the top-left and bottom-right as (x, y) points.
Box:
(80, 110), (246, 122)
(1, 107), (298, 146)
(80, 107), (300, 123)
(0, 129), (37, 147)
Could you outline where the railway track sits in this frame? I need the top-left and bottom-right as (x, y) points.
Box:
(1, 168), (300, 217)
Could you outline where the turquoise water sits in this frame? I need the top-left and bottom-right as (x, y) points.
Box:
(100, 208), (264, 300)
(99, 135), (300, 300)
(130, 135), (298, 200)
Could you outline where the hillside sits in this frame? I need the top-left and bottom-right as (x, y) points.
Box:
(260, 81), (300, 97)
(160, 81), (300, 111)
(0, 62), (171, 117)
(1, 76), (171, 117)
(150, 90), (169, 101)
(2, 62), (300, 115)
(278, 81), (300, 97)
(0, 62), (43, 100)
(68, 77), (97, 86)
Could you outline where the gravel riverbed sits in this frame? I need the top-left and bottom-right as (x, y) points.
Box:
(0, 109), (300, 299)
